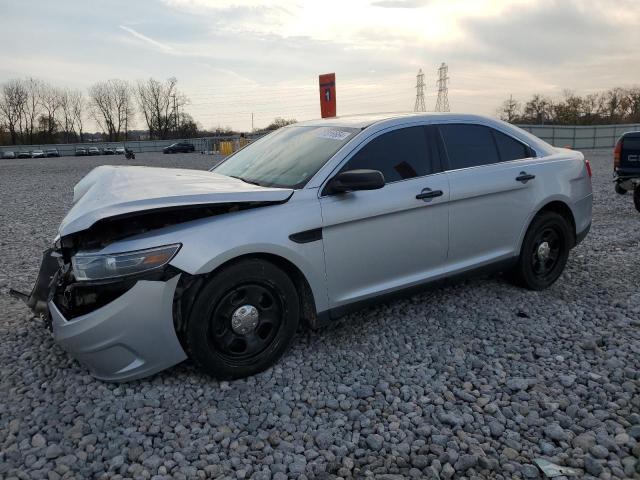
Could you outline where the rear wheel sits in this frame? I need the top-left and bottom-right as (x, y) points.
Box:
(185, 259), (299, 379)
(634, 187), (640, 213)
(511, 211), (572, 290)
(615, 183), (627, 195)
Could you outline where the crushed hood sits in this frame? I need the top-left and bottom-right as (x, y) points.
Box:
(59, 165), (293, 236)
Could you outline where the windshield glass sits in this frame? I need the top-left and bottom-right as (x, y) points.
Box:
(212, 125), (359, 188)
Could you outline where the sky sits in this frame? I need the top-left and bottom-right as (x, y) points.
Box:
(1, 0), (639, 132)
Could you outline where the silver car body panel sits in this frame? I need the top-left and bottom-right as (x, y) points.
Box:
(41, 112), (592, 381)
(49, 275), (187, 381)
(59, 165), (293, 236)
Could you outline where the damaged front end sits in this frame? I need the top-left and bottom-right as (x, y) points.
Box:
(9, 200), (287, 381)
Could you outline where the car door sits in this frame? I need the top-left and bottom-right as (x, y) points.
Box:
(438, 123), (540, 268)
(320, 125), (450, 308)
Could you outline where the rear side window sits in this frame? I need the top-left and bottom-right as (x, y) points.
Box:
(439, 124), (499, 169)
(343, 126), (432, 182)
(493, 130), (531, 161)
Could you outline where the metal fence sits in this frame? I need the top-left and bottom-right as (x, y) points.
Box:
(0, 135), (264, 158)
(517, 123), (640, 150)
(4, 124), (640, 157)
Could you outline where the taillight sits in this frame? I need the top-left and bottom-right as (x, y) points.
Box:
(614, 140), (621, 169)
(585, 159), (592, 178)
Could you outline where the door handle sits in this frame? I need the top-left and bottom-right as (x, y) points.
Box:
(516, 172), (535, 183)
(416, 189), (444, 200)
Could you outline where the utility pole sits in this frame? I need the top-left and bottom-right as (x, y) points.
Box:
(414, 69), (426, 112)
(435, 62), (450, 112)
(251, 113), (254, 132)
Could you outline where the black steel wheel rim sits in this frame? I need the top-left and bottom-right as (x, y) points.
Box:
(531, 226), (563, 278)
(208, 283), (283, 361)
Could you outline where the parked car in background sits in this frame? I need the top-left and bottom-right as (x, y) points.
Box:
(163, 142), (195, 154)
(2, 151), (16, 159)
(13, 113), (593, 382)
(613, 131), (640, 212)
(103, 148), (115, 155)
(75, 148), (87, 156)
(87, 147), (100, 156)
(115, 147), (125, 155)
(31, 150), (46, 158)
(45, 148), (60, 158)
(17, 151), (32, 159)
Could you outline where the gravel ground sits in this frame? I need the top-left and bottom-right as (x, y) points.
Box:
(1, 151), (639, 480)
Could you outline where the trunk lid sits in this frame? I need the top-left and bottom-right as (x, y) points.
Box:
(59, 165), (293, 236)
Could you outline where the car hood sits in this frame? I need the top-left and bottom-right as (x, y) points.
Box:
(58, 165), (293, 236)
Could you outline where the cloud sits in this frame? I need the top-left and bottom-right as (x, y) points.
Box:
(371, 0), (431, 8)
(118, 25), (177, 54)
(459, 0), (639, 65)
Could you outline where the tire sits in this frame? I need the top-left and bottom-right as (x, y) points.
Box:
(511, 211), (572, 290)
(615, 183), (627, 195)
(634, 187), (640, 213)
(185, 259), (299, 379)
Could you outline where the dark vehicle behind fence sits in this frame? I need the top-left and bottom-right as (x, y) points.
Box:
(17, 151), (31, 158)
(75, 148), (87, 156)
(46, 149), (60, 158)
(613, 131), (640, 212)
(163, 142), (195, 154)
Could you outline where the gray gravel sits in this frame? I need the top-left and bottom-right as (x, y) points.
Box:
(1, 151), (639, 480)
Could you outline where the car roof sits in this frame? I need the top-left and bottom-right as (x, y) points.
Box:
(293, 112), (507, 129)
(293, 111), (554, 155)
(622, 131), (640, 138)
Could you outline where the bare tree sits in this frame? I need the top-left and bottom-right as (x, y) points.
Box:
(71, 90), (85, 142)
(136, 77), (187, 139)
(626, 87), (640, 123)
(0, 79), (28, 145)
(497, 95), (521, 122)
(40, 84), (62, 142)
(59, 88), (84, 143)
(20, 77), (43, 143)
(88, 79), (134, 141)
(523, 94), (553, 124)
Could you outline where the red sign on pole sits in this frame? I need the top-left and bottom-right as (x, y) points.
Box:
(319, 73), (336, 118)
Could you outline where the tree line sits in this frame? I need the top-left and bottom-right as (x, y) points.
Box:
(498, 87), (640, 125)
(0, 77), (197, 146)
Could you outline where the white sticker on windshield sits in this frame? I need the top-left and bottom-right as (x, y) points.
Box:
(316, 128), (352, 141)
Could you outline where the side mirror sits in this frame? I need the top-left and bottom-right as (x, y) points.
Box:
(327, 169), (385, 194)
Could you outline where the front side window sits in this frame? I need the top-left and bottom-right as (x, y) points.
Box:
(439, 124), (499, 169)
(341, 126), (432, 183)
(213, 126), (359, 188)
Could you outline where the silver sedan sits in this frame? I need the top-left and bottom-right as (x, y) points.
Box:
(15, 113), (593, 381)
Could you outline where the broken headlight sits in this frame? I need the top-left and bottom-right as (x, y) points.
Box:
(71, 244), (181, 281)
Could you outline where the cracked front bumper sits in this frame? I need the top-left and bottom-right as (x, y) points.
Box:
(49, 275), (187, 382)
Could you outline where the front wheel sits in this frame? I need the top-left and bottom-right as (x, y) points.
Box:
(511, 211), (572, 290)
(185, 259), (299, 379)
(634, 187), (640, 213)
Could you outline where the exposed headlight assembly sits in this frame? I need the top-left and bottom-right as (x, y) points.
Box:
(71, 244), (181, 281)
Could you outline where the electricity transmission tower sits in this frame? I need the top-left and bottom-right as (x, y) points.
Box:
(414, 69), (426, 112)
(435, 62), (450, 112)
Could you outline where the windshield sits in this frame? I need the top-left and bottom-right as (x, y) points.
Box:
(212, 125), (359, 188)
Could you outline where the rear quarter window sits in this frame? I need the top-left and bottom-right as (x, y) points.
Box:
(492, 130), (531, 161)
